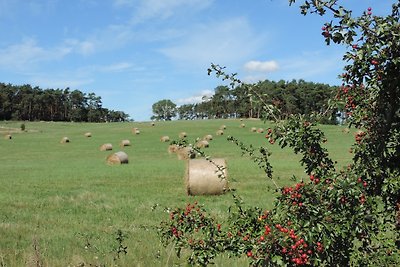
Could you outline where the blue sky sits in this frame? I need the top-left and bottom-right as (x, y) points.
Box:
(0, 0), (393, 121)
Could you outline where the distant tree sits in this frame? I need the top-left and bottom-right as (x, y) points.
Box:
(0, 82), (129, 122)
(151, 99), (177, 121)
(177, 104), (196, 120)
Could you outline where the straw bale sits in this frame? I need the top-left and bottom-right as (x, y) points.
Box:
(60, 137), (70, 143)
(220, 125), (226, 130)
(84, 132), (92, 137)
(4, 134), (12, 140)
(120, 139), (131, 147)
(100, 143), (113, 151)
(251, 127), (257, 132)
(257, 128), (264, 133)
(176, 146), (196, 160)
(106, 151), (128, 165)
(185, 158), (228, 195)
(179, 132), (187, 138)
(151, 122), (155, 126)
(216, 129), (224, 136)
(240, 123), (246, 128)
(160, 136), (170, 142)
(168, 144), (179, 154)
(203, 134), (213, 141)
(196, 140), (209, 148)
(132, 128), (140, 135)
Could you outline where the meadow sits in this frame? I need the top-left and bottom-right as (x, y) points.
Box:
(0, 119), (355, 266)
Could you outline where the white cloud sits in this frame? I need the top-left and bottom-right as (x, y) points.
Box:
(99, 62), (134, 73)
(244, 60), (279, 73)
(120, 0), (213, 23)
(0, 38), (71, 70)
(160, 17), (266, 68)
(176, 89), (213, 104)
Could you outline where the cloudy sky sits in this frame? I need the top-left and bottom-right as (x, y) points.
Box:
(0, 0), (392, 121)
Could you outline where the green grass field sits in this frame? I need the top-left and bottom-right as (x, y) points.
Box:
(0, 119), (355, 266)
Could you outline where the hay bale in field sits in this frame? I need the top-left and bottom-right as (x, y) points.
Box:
(106, 151), (128, 165)
(251, 127), (257, 132)
(132, 127), (140, 135)
(168, 144), (179, 154)
(185, 158), (228, 196)
(4, 134), (12, 139)
(203, 134), (213, 141)
(100, 143), (113, 151)
(257, 128), (264, 133)
(151, 122), (155, 126)
(240, 123), (245, 128)
(220, 125), (226, 130)
(196, 140), (209, 148)
(60, 137), (70, 143)
(84, 132), (92, 137)
(216, 129), (224, 136)
(160, 136), (170, 142)
(176, 146), (196, 160)
(120, 139), (131, 147)
(179, 132), (187, 138)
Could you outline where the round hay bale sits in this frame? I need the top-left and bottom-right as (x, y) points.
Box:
(151, 122), (155, 126)
(203, 134), (213, 141)
(100, 143), (113, 151)
(220, 125), (226, 130)
(160, 136), (170, 142)
(342, 128), (350, 133)
(179, 132), (187, 138)
(185, 158), (228, 196)
(106, 151), (128, 165)
(240, 123), (245, 128)
(120, 139), (131, 147)
(132, 128), (140, 135)
(216, 129), (224, 136)
(177, 146), (196, 160)
(60, 137), (70, 143)
(168, 144), (179, 154)
(4, 134), (12, 140)
(84, 132), (92, 137)
(251, 127), (257, 132)
(257, 128), (264, 133)
(196, 140), (209, 148)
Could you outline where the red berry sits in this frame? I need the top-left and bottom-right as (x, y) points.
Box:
(310, 175), (314, 181)
(247, 251), (253, 257)
(368, 7), (372, 11)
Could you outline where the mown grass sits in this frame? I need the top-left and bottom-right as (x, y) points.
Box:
(0, 119), (355, 266)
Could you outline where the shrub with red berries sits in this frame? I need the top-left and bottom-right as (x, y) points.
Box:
(159, 1), (400, 266)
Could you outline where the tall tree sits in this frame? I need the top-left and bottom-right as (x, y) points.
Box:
(151, 99), (177, 121)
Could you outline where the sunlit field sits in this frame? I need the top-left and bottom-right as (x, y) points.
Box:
(0, 119), (355, 266)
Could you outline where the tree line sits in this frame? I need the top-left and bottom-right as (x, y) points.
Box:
(152, 79), (339, 123)
(0, 83), (129, 122)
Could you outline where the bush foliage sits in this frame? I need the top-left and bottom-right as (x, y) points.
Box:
(159, 1), (400, 266)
